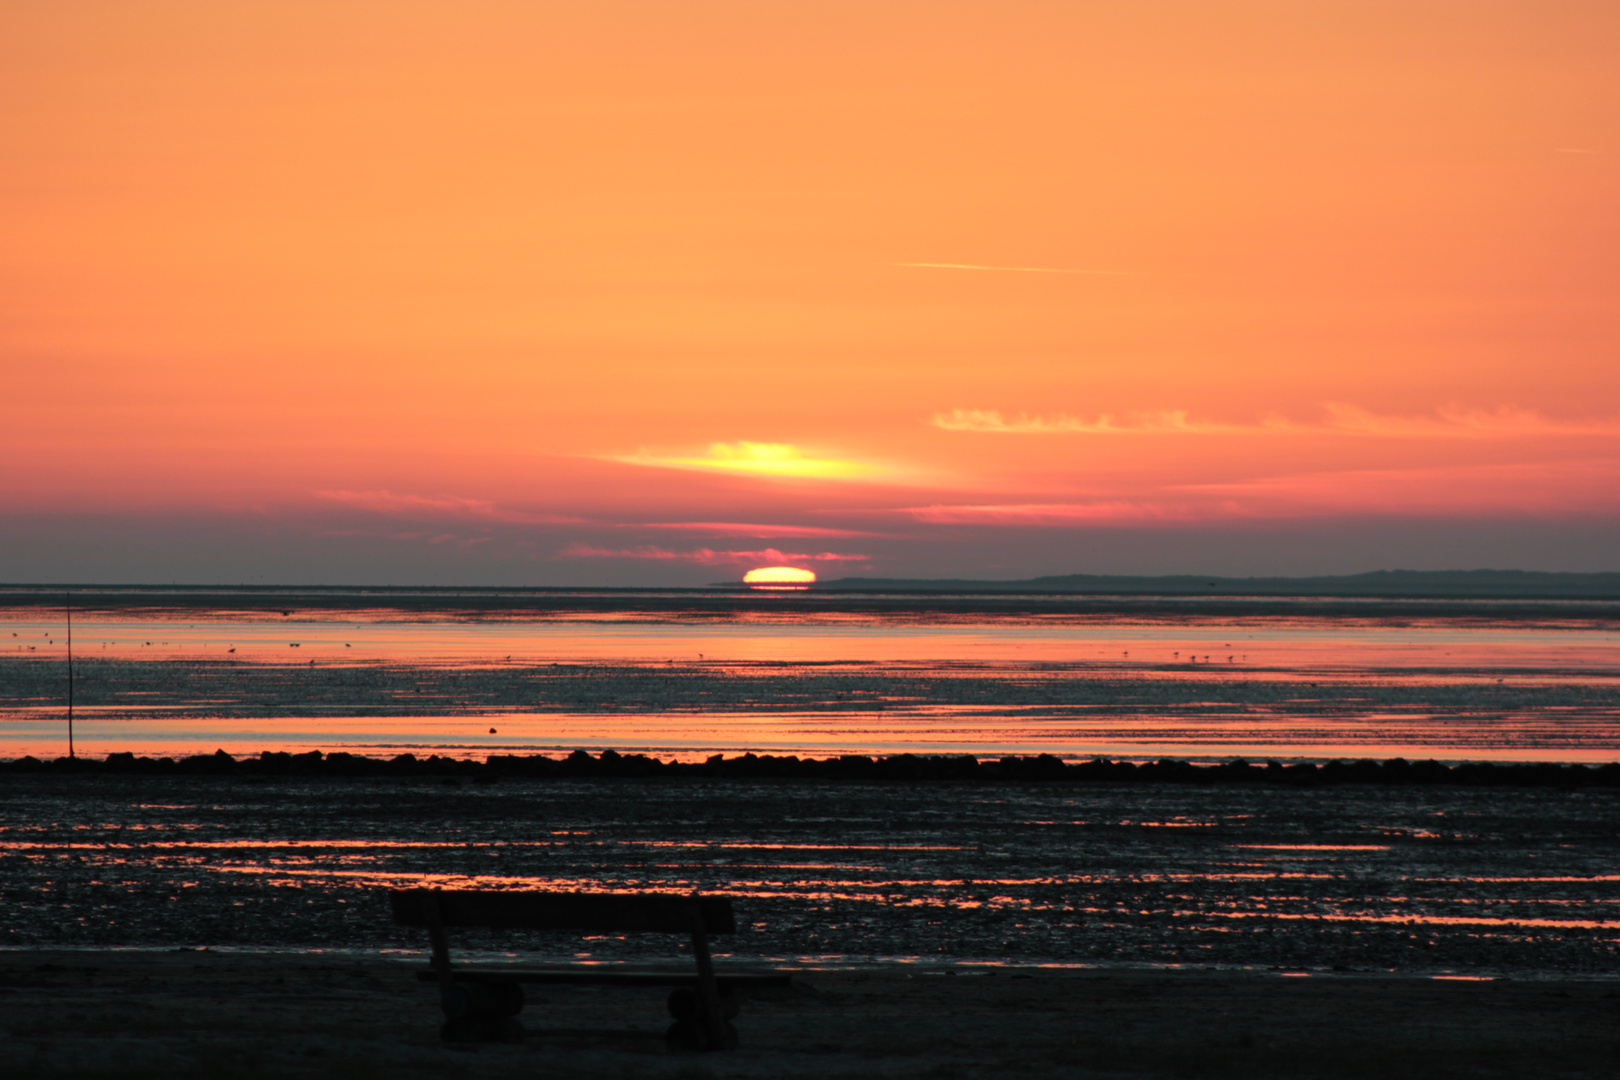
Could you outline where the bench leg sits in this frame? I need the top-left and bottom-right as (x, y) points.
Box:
(686, 930), (737, 1050)
(422, 892), (524, 1043)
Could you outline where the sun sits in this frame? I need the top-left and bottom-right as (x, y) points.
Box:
(743, 566), (817, 591)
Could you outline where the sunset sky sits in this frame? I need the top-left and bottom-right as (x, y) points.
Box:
(4, 1), (1617, 585)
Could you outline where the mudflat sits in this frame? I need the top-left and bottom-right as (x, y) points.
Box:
(1, 950), (1615, 1079)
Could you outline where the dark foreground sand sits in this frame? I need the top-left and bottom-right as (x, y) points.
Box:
(2, 950), (1615, 1079)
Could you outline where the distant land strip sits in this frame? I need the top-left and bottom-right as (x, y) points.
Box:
(4, 570), (1620, 610)
(817, 569), (1620, 599)
(5, 749), (1619, 788)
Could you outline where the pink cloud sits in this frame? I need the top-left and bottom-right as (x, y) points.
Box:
(1317, 404), (1620, 439)
(901, 459), (1620, 527)
(315, 489), (582, 525)
(902, 502), (1199, 525)
(559, 544), (869, 565)
(638, 521), (881, 538)
(1177, 459), (1620, 517)
(933, 404), (1620, 439)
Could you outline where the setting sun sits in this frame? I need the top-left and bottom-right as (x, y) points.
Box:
(743, 566), (818, 590)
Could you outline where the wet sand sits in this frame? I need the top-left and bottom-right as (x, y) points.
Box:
(2, 949), (1616, 1078)
(4, 775), (1618, 977)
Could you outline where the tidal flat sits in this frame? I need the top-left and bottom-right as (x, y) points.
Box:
(3, 775), (1617, 976)
(3, 589), (1618, 1076)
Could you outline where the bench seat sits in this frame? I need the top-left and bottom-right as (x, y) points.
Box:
(389, 887), (781, 1050)
(413, 966), (794, 988)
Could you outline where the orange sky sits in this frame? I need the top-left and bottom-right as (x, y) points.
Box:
(3, 1), (1617, 583)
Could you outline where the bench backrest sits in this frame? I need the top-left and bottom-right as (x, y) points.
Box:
(389, 888), (737, 935)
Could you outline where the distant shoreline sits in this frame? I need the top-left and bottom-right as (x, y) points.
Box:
(815, 569), (1620, 599)
(5, 569), (1620, 602)
(4, 578), (1618, 627)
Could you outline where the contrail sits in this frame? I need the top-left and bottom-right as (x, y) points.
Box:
(888, 261), (1133, 275)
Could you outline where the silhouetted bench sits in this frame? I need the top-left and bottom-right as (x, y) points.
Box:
(389, 888), (790, 1049)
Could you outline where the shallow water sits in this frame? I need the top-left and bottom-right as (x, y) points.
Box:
(3, 590), (1619, 762)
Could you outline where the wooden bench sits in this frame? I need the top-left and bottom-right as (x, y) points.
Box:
(389, 888), (790, 1049)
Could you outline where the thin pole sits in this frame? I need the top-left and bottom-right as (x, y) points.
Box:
(66, 592), (74, 759)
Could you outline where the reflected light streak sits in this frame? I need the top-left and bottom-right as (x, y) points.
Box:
(634, 841), (966, 851)
(1232, 845), (1392, 852)
(1185, 910), (1620, 931)
(205, 866), (1620, 932)
(0, 839), (563, 851)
